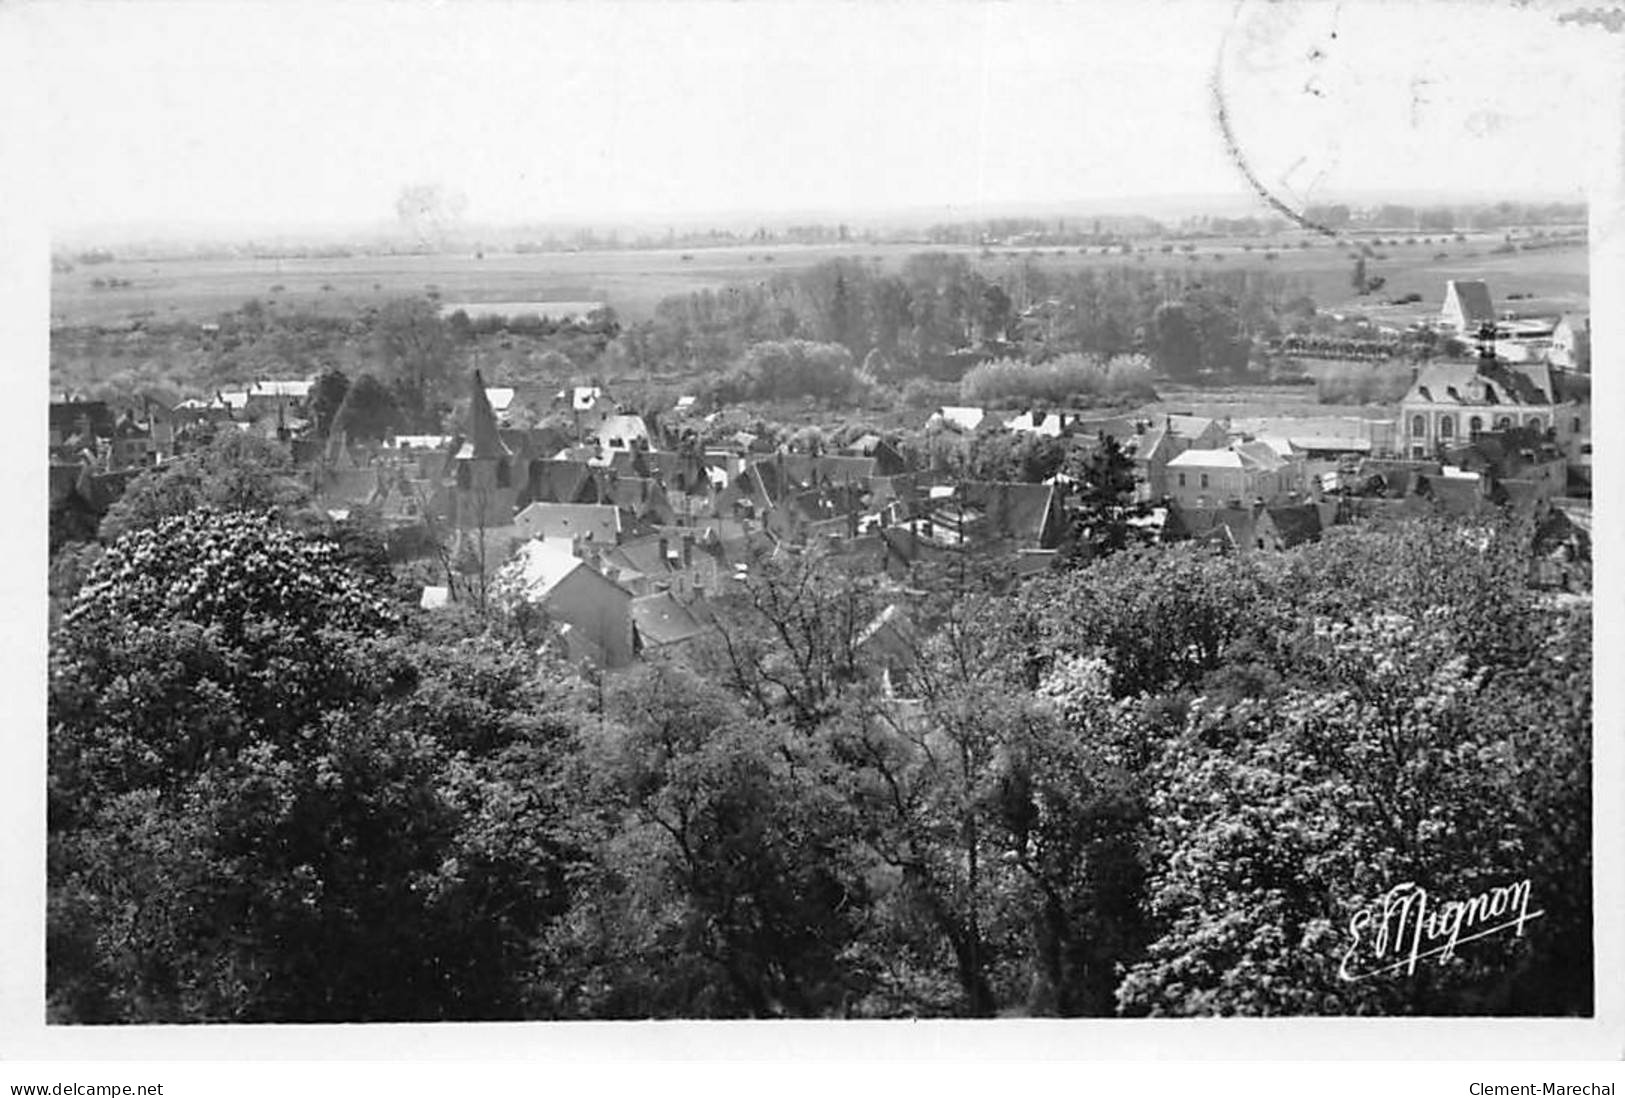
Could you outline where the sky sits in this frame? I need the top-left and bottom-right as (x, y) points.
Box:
(6, 0), (1616, 239)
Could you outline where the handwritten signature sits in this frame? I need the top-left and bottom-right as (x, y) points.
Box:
(1339, 879), (1544, 982)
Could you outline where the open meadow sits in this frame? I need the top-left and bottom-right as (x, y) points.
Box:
(50, 229), (1589, 330)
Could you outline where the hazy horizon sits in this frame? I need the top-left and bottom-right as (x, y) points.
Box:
(52, 186), (1595, 251)
(12, 0), (1607, 247)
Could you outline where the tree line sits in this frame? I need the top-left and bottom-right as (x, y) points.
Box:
(48, 482), (1590, 1020)
(619, 255), (1312, 383)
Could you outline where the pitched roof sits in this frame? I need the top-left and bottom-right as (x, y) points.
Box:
(1133, 426), (1171, 464)
(603, 476), (671, 517)
(632, 592), (710, 648)
(1005, 410), (1065, 437)
(1264, 504), (1322, 547)
(526, 460), (600, 505)
(595, 414), (650, 446)
(1408, 360), (1558, 407)
(1167, 449), (1244, 470)
(856, 603), (920, 666)
(1234, 440), (1289, 471)
(504, 538), (589, 600)
(1066, 415), (1139, 442)
(249, 379), (314, 400)
(1165, 414), (1219, 440)
(955, 481), (1061, 546)
(601, 534), (681, 578)
(514, 502), (622, 543)
(1443, 280), (1496, 325)
(933, 406), (985, 432)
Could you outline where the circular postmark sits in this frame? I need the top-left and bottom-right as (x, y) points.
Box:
(1211, 1), (1356, 238)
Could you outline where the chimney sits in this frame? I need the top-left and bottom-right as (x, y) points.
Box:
(659, 536), (670, 566)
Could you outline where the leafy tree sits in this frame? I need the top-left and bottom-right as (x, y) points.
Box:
(48, 510), (584, 1022)
(1058, 435), (1149, 565)
(1024, 544), (1287, 699)
(333, 372), (401, 442)
(1150, 302), (1201, 379)
(699, 547), (881, 731)
(97, 432), (310, 542)
(308, 367), (350, 437)
(1118, 604), (1590, 1016)
(540, 664), (869, 1018)
(374, 297), (454, 414)
(726, 339), (865, 406)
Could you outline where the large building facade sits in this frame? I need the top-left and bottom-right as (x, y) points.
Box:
(1399, 361), (1577, 460)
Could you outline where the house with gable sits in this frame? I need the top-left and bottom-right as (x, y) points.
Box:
(594, 413), (652, 453)
(855, 604), (921, 697)
(631, 591), (713, 658)
(1163, 500), (1330, 554)
(1399, 360), (1576, 460)
(1163, 438), (1304, 509)
(497, 538), (635, 668)
(951, 481), (1066, 551)
(842, 434), (909, 476)
(1133, 414), (1228, 500)
(928, 406), (986, 433)
(1440, 280), (1496, 334)
(566, 386), (614, 437)
(1549, 313), (1590, 372)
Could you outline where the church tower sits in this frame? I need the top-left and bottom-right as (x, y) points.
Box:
(454, 370), (517, 528)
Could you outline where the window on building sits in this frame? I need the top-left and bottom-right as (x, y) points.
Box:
(1411, 415), (1426, 438)
(1439, 415), (1455, 439)
(1572, 417), (1582, 434)
(456, 462), (471, 490)
(496, 459), (512, 489)
(1526, 417), (1542, 434)
(1469, 416), (1483, 434)
(1177, 473), (1186, 487)
(1200, 474), (1209, 489)
(1497, 417), (1512, 431)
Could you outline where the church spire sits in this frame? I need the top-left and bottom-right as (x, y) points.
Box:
(467, 369), (511, 460)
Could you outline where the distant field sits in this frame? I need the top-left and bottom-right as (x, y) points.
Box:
(1141, 384), (1397, 423)
(50, 231), (1589, 329)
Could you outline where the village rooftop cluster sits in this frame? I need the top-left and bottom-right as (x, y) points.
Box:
(48, 278), (1592, 679)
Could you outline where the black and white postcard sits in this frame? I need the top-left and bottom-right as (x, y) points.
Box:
(3, 0), (1621, 1083)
